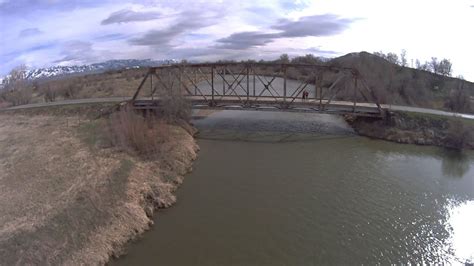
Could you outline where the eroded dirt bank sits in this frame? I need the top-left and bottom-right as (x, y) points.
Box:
(345, 111), (474, 150)
(0, 113), (198, 265)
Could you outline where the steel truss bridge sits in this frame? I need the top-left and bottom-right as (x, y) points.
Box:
(131, 63), (386, 117)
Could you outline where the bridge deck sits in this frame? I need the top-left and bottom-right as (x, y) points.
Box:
(133, 96), (384, 117)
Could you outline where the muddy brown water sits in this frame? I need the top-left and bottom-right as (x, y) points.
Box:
(113, 111), (474, 265)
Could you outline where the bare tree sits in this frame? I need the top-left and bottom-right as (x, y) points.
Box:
(290, 54), (325, 65)
(374, 51), (400, 65)
(438, 59), (452, 76)
(385, 52), (399, 65)
(3, 65), (28, 89)
(445, 78), (471, 113)
(400, 49), (408, 67)
(415, 59), (430, 71)
(430, 57), (440, 74)
(279, 54), (290, 64)
(427, 57), (452, 76)
(0, 65), (33, 106)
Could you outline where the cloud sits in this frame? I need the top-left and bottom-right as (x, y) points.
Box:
(216, 14), (355, 50)
(215, 32), (276, 50)
(54, 41), (96, 64)
(279, 0), (310, 11)
(129, 11), (217, 48)
(25, 43), (56, 53)
(93, 33), (128, 41)
(273, 14), (355, 37)
(0, 0), (106, 15)
(101, 9), (161, 25)
(19, 28), (42, 37)
(305, 47), (338, 56)
(129, 29), (176, 48)
(167, 47), (257, 62)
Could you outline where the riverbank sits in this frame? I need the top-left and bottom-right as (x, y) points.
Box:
(345, 111), (474, 150)
(0, 108), (198, 265)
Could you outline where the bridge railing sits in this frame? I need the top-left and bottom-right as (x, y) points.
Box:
(131, 63), (384, 116)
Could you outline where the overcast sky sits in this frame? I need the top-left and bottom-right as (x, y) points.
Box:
(1, 0), (473, 80)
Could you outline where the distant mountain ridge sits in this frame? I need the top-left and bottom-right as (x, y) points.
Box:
(1, 59), (178, 83)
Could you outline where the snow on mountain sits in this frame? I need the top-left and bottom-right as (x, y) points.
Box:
(1, 59), (178, 83)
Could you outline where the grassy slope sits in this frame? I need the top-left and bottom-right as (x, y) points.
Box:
(0, 109), (198, 265)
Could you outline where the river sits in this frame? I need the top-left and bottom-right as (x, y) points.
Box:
(113, 110), (474, 265)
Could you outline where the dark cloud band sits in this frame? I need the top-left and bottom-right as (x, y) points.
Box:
(101, 9), (161, 25)
(216, 14), (355, 50)
(129, 11), (217, 47)
(216, 32), (276, 50)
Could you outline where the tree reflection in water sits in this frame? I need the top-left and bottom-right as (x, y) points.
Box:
(439, 149), (470, 178)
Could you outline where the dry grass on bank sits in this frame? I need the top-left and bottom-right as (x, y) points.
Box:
(0, 110), (198, 265)
(347, 111), (474, 150)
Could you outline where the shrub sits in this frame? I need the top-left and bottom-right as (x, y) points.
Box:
(108, 108), (170, 158)
(156, 90), (192, 122)
(2, 87), (32, 106)
(43, 86), (56, 102)
(445, 119), (473, 150)
(444, 88), (471, 113)
(57, 82), (80, 99)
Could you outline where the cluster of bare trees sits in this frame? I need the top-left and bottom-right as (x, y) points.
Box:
(277, 53), (327, 65)
(0, 65), (33, 106)
(415, 58), (452, 77)
(374, 50), (453, 77)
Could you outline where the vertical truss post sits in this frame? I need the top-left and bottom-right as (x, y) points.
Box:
(246, 65), (250, 103)
(319, 74), (323, 110)
(314, 71), (318, 103)
(283, 65), (287, 103)
(211, 66), (215, 105)
(253, 68), (256, 97)
(222, 67), (226, 96)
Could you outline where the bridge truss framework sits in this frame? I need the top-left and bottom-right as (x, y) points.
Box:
(131, 63), (385, 117)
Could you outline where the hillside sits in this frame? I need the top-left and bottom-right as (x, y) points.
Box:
(328, 52), (474, 113)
